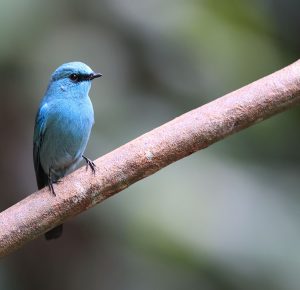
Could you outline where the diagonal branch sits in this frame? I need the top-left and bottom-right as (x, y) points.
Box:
(1, 60), (300, 257)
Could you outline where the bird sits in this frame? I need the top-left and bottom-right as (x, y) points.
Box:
(33, 62), (102, 240)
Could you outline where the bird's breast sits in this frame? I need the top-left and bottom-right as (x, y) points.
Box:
(39, 98), (94, 174)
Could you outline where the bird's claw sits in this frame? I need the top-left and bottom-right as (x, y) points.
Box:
(48, 179), (56, 196)
(82, 155), (96, 175)
(48, 169), (62, 196)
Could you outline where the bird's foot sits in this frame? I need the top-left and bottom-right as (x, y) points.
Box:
(48, 170), (61, 196)
(82, 155), (96, 175)
(48, 179), (56, 196)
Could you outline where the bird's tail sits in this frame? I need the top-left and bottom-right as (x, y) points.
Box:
(45, 224), (63, 240)
(34, 166), (64, 240)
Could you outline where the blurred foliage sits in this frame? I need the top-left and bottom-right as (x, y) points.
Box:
(1, 0), (300, 289)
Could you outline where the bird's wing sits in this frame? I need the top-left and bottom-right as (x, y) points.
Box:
(33, 103), (49, 189)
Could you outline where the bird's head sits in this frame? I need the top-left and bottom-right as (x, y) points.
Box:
(46, 62), (102, 98)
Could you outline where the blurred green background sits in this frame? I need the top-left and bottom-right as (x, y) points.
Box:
(1, 0), (300, 289)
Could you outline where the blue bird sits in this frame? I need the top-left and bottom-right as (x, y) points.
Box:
(33, 62), (102, 240)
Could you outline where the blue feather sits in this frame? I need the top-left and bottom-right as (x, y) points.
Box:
(33, 62), (101, 240)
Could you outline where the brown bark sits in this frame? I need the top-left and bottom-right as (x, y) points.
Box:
(1, 60), (300, 257)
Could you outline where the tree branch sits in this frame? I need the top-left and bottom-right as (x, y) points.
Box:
(1, 60), (300, 257)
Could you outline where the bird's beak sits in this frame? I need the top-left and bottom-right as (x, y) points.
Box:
(90, 72), (103, 80)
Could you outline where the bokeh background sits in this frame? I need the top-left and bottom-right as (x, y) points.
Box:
(1, 0), (300, 289)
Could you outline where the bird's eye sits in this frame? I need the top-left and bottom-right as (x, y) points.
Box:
(69, 73), (79, 81)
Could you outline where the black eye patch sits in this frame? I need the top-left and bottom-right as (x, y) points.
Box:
(69, 73), (93, 82)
